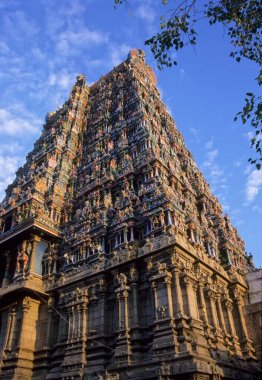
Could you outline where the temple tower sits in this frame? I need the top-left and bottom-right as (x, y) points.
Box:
(0, 50), (259, 380)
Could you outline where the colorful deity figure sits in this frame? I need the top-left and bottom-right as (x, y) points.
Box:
(118, 272), (127, 286)
(16, 240), (31, 275)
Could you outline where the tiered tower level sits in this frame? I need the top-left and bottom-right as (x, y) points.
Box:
(0, 50), (259, 380)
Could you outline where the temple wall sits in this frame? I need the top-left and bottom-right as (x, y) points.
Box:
(244, 269), (262, 363)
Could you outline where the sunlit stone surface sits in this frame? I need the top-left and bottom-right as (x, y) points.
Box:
(0, 50), (259, 380)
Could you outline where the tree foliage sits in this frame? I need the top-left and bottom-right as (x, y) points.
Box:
(114, 0), (262, 169)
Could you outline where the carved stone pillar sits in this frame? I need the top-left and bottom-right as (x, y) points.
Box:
(101, 235), (105, 253)
(29, 235), (41, 272)
(233, 288), (255, 357)
(183, 276), (198, 319)
(198, 282), (208, 325)
(80, 301), (87, 339)
(77, 304), (81, 338)
(98, 278), (106, 335)
(116, 292), (122, 329)
(223, 298), (242, 355)
(130, 226), (134, 242)
(166, 209), (172, 226)
(171, 266), (184, 319)
(195, 279), (218, 354)
(124, 228), (128, 244)
(114, 275), (131, 364)
(205, 285), (227, 353)
(2, 251), (12, 287)
(61, 289), (88, 379)
(190, 228), (195, 242)
(129, 175), (134, 190)
(67, 306), (74, 341)
(151, 280), (159, 320)
(3, 304), (17, 352)
(53, 256), (57, 273)
(15, 297), (40, 379)
(164, 275), (174, 319)
(216, 293), (227, 333)
(46, 298), (54, 348)
(206, 288), (219, 329)
(130, 266), (139, 327)
(131, 282), (138, 326)
(115, 288), (130, 331)
(56, 305), (67, 343)
(149, 265), (179, 359)
(233, 290), (249, 339)
(123, 290), (129, 330)
(224, 298), (236, 336)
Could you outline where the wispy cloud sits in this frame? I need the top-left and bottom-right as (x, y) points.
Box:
(205, 138), (214, 150)
(0, 41), (10, 54)
(0, 108), (40, 136)
(48, 69), (76, 89)
(203, 148), (219, 164)
(246, 170), (262, 203)
(0, 154), (24, 201)
(137, 3), (156, 24)
(243, 131), (254, 141)
(109, 43), (132, 67)
(189, 127), (197, 135)
(56, 28), (108, 55)
(179, 68), (186, 80)
(2, 10), (39, 44)
(202, 138), (228, 199)
(0, 142), (23, 155)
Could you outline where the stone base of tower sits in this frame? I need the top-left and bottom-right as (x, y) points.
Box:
(60, 340), (86, 380)
(151, 318), (179, 360)
(81, 356), (260, 380)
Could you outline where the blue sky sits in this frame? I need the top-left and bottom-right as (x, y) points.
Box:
(0, 0), (261, 267)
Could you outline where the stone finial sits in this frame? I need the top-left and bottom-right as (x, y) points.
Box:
(76, 74), (86, 83)
(128, 49), (145, 62)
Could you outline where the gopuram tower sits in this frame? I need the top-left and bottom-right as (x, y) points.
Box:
(0, 50), (260, 380)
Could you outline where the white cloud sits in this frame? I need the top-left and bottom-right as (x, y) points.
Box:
(0, 141), (23, 155)
(137, 4), (156, 24)
(109, 43), (132, 67)
(56, 28), (108, 55)
(233, 160), (242, 167)
(205, 138), (214, 150)
(180, 68), (185, 80)
(0, 41), (10, 54)
(203, 149), (218, 166)
(244, 165), (253, 175)
(48, 70), (75, 89)
(202, 139), (227, 195)
(31, 47), (45, 60)
(0, 108), (40, 136)
(0, 154), (24, 201)
(166, 105), (173, 116)
(2, 10), (39, 43)
(222, 203), (230, 212)
(189, 127), (198, 136)
(244, 131), (254, 141)
(252, 204), (262, 212)
(246, 170), (262, 203)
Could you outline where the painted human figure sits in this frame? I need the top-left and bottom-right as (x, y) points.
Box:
(118, 272), (127, 286)
(16, 241), (30, 274)
(64, 251), (73, 265)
